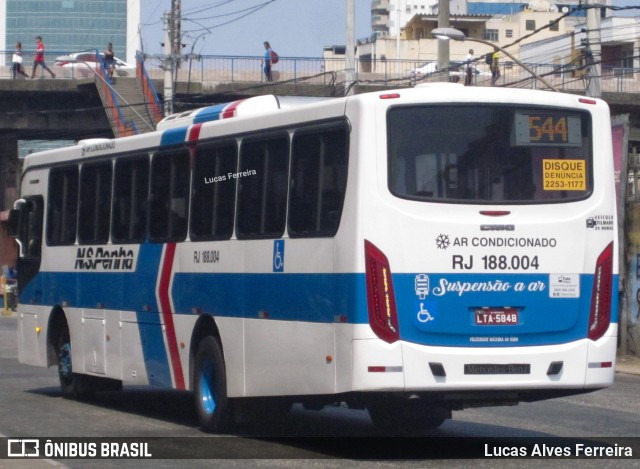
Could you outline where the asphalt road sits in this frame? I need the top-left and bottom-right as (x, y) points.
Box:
(1, 313), (639, 468)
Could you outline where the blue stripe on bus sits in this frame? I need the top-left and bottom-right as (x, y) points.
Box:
(136, 311), (173, 387)
(160, 127), (188, 146)
(391, 273), (619, 347)
(136, 243), (172, 387)
(171, 272), (367, 324)
(19, 263), (617, 350)
(158, 104), (227, 146)
(29, 244), (174, 387)
(193, 104), (226, 125)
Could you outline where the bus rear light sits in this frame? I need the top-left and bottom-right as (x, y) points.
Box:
(588, 242), (614, 341)
(365, 240), (400, 343)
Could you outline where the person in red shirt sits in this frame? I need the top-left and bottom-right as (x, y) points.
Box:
(31, 36), (56, 79)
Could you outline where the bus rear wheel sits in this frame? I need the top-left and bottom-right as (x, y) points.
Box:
(368, 399), (450, 433)
(194, 336), (232, 433)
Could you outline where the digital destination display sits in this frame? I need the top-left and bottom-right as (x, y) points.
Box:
(513, 112), (582, 147)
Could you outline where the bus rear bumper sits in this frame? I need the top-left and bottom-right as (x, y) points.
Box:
(351, 324), (617, 395)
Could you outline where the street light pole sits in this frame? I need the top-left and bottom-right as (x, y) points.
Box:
(437, 0), (450, 75)
(431, 27), (558, 92)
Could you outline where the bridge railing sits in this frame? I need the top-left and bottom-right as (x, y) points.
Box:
(0, 49), (134, 80)
(3, 50), (640, 95)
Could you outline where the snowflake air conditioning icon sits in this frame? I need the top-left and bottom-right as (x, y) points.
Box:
(435, 234), (450, 250)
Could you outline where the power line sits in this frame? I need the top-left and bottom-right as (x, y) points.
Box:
(181, 0), (279, 34)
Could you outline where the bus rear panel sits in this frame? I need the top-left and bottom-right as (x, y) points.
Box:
(353, 87), (617, 406)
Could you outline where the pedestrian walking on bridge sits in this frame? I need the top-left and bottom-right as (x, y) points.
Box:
(31, 36), (55, 79)
(12, 42), (28, 79)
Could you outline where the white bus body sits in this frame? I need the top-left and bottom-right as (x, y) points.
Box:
(9, 84), (618, 432)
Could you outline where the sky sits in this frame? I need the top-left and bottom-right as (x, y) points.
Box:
(139, 0), (373, 58)
(137, 0), (640, 59)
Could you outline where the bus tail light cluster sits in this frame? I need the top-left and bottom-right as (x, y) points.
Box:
(365, 240), (399, 343)
(588, 242), (614, 341)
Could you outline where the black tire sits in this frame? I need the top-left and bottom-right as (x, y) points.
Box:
(368, 399), (450, 433)
(56, 321), (90, 398)
(193, 336), (232, 433)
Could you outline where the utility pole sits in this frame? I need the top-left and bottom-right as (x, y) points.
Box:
(345, 0), (356, 94)
(163, 0), (181, 116)
(163, 12), (173, 116)
(586, 0), (601, 98)
(172, 0), (182, 60)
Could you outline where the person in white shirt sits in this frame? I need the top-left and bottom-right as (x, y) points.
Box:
(464, 49), (474, 86)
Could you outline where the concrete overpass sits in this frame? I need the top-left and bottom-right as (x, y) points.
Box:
(2, 75), (640, 135)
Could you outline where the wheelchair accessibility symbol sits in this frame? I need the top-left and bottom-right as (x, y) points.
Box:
(417, 303), (434, 323)
(273, 240), (285, 272)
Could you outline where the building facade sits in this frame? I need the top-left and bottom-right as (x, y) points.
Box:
(0, 0), (140, 64)
(360, 7), (573, 65)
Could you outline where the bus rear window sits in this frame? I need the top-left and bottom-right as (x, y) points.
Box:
(387, 105), (592, 203)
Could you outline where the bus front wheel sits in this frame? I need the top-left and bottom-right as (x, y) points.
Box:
(56, 323), (90, 398)
(194, 336), (232, 433)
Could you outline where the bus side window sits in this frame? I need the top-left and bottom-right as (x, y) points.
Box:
(150, 149), (190, 242)
(112, 156), (149, 243)
(78, 162), (112, 244)
(191, 142), (238, 240)
(47, 166), (79, 246)
(236, 134), (289, 239)
(289, 123), (348, 237)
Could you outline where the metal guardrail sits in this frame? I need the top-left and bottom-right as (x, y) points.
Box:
(136, 51), (163, 126)
(2, 50), (640, 95)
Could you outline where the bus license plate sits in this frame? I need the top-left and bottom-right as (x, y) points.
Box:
(475, 308), (518, 325)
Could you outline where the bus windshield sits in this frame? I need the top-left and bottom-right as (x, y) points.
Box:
(387, 105), (592, 204)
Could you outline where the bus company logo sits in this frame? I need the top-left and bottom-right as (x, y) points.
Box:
(435, 234), (450, 250)
(80, 140), (115, 156)
(74, 247), (136, 271)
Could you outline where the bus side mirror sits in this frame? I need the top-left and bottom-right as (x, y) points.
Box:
(8, 199), (26, 256)
(7, 209), (20, 237)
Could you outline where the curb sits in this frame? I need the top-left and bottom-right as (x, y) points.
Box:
(616, 356), (640, 376)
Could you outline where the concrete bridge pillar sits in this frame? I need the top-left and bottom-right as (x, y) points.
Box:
(0, 135), (21, 270)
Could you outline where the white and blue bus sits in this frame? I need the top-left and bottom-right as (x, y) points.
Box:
(8, 84), (618, 432)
